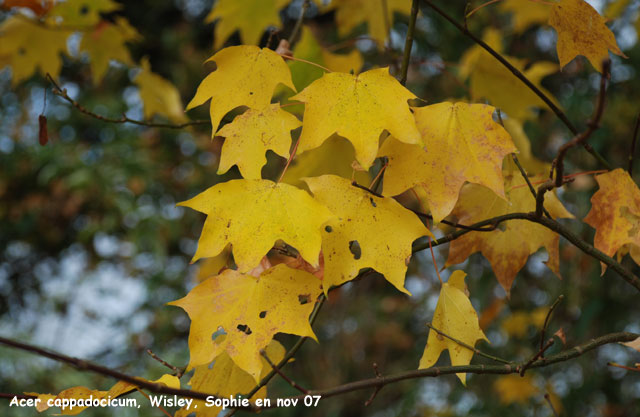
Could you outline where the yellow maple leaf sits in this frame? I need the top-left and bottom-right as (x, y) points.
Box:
(175, 340), (285, 417)
(333, 0), (411, 48)
(419, 270), (488, 385)
(281, 134), (370, 188)
(499, 0), (552, 33)
(0, 16), (71, 84)
(134, 57), (187, 122)
(445, 173), (574, 294)
(289, 25), (363, 91)
(79, 17), (139, 83)
(216, 103), (301, 179)
(291, 67), (421, 170)
(584, 169), (640, 269)
(459, 29), (560, 121)
(28, 374), (179, 414)
(493, 374), (540, 404)
(549, 0), (626, 71)
(379, 102), (517, 223)
(168, 264), (321, 381)
(305, 175), (432, 294)
(178, 179), (333, 271)
(46, 0), (120, 27)
(206, 0), (289, 50)
(187, 45), (295, 133)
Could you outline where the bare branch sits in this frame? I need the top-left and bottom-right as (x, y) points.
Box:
(256, 332), (638, 408)
(540, 295), (564, 355)
(46, 74), (209, 130)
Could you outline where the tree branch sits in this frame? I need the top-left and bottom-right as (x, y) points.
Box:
(1, 329), (636, 412)
(412, 212), (640, 292)
(46, 74), (209, 130)
(400, 0), (420, 85)
(0, 335), (255, 410)
(420, 0), (611, 169)
(257, 332), (638, 407)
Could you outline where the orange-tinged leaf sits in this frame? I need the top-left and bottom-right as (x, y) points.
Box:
(291, 67), (421, 170)
(549, 0), (626, 71)
(419, 270), (488, 385)
(135, 57), (187, 122)
(305, 175), (432, 294)
(0, 16), (71, 84)
(187, 46), (295, 133)
(175, 340), (285, 417)
(584, 169), (640, 269)
(168, 264), (321, 381)
(379, 102), (517, 222)
(446, 173), (574, 294)
(216, 103), (301, 179)
(333, 0), (411, 48)
(178, 179), (333, 272)
(79, 17), (139, 83)
(493, 374), (539, 404)
(205, 0), (289, 50)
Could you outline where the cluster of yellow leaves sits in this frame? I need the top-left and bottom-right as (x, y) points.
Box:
(0, 0), (185, 121)
(207, 0), (410, 51)
(28, 374), (180, 415)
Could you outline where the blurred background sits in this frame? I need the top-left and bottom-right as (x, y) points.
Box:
(1, 0), (640, 416)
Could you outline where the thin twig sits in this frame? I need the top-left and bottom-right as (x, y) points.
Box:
(288, 0), (310, 44)
(607, 362), (640, 372)
(260, 349), (308, 394)
(426, 323), (512, 364)
(363, 363), (383, 406)
(630, 112), (640, 176)
(278, 135), (302, 183)
(278, 54), (331, 72)
(400, 0), (420, 85)
(420, 0), (610, 169)
(536, 60), (610, 217)
(552, 60), (610, 188)
(544, 393), (560, 417)
(539, 295), (564, 355)
(46, 74), (209, 129)
(512, 154), (552, 219)
(146, 349), (183, 377)
(465, 0), (502, 19)
(520, 338), (555, 376)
